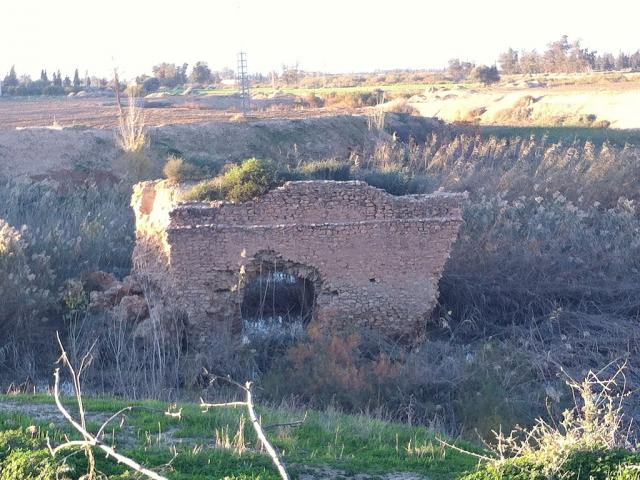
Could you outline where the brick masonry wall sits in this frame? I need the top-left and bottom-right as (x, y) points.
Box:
(132, 180), (466, 343)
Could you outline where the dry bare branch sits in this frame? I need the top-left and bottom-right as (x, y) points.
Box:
(49, 334), (169, 480)
(200, 377), (290, 480)
(263, 412), (308, 430)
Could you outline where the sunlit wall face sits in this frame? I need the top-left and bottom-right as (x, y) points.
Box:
(2, 0), (640, 80)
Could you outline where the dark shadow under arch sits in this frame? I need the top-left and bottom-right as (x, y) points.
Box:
(240, 251), (320, 337)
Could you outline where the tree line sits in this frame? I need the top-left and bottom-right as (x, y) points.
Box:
(0, 61), (237, 96)
(4, 36), (640, 97)
(1, 66), (103, 96)
(497, 35), (640, 74)
(446, 36), (640, 82)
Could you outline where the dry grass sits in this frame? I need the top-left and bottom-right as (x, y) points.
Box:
(487, 366), (634, 475)
(116, 91), (148, 153)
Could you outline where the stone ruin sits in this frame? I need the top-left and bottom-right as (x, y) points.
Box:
(131, 180), (465, 344)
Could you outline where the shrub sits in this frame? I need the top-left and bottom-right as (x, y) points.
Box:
(298, 159), (352, 180)
(260, 327), (530, 434)
(0, 179), (133, 380)
(185, 158), (281, 202)
(358, 168), (410, 195)
(261, 325), (404, 411)
(461, 451), (640, 480)
(114, 150), (154, 181)
(322, 90), (383, 108)
(0, 428), (70, 480)
(163, 155), (203, 182)
(469, 65), (500, 85)
(460, 369), (638, 479)
(116, 91), (147, 154)
(220, 158), (280, 202)
(355, 167), (432, 195)
(183, 176), (225, 201)
(303, 93), (324, 108)
(142, 76), (160, 94)
(381, 98), (418, 115)
(0, 219), (55, 339)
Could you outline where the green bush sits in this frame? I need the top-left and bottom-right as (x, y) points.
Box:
(359, 168), (410, 195)
(462, 450), (640, 480)
(0, 428), (71, 480)
(298, 159), (352, 180)
(185, 158), (281, 202)
(355, 167), (433, 195)
(183, 176), (225, 201)
(142, 76), (160, 94)
(184, 158), (435, 202)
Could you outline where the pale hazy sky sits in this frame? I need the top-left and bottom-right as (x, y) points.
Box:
(2, 0), (640, 80)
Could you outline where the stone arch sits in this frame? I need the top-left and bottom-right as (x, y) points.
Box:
(238, 250), (322, 337)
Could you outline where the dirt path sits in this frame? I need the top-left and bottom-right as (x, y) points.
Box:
(0, 399), (108, 425)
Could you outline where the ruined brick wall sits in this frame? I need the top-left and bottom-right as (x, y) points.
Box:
(132, 180), (465, 343)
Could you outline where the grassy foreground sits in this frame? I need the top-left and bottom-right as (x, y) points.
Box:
(0, 393), (480, 480)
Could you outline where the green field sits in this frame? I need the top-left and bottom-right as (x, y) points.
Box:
(0, 394), (481, 480)
(477, 125), (640, 146)
(160, 82), (459, 97)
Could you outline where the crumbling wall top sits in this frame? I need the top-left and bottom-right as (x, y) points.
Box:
(154, 180), (466, 228)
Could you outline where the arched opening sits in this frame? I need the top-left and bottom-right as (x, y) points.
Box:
(240, 254), (318, 339)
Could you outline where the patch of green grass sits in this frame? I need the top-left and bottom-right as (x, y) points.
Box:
(478, 125), (640, 146)
(0, 394), (480, 479)
(184, 158), (281, 203)
(460, 450), (640, 480)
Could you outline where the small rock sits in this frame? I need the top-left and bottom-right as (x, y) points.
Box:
(88, 282), (126, 311)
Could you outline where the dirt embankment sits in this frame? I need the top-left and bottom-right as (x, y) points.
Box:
(409, 84), (640, 129)
(0, 114), (441, 179)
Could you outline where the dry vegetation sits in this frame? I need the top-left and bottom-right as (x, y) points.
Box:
(1, 102), (640, 478)
(2, 124), (639, 436)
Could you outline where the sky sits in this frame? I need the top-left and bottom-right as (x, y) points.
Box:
(2, 0), (640, 80)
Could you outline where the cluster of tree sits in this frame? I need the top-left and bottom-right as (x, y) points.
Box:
(1, 66), (107, 96)
(498, 35), (640, 74)
(447, 59), (500, 84)
(136, 61), (238, 93)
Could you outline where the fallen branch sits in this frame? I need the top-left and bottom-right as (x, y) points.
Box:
(48, 333), (169, 480)
(263, 412), (308, 430)
(435, 435), (494, 462)
(200, 376), (290, 480)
